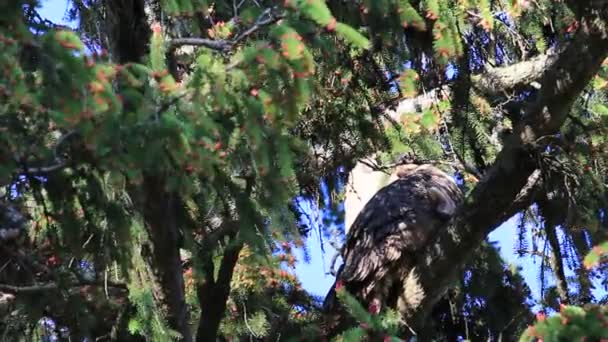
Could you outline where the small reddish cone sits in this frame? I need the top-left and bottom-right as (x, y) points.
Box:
(368, 298), (381, 315)
(536, 312), (546, 322)
(47, 255), (59, 266)
(151, 22), (162, 34)
(335, 279), (344, 291)
(326, 17), (337, 31)
(566, 21), (579, 33)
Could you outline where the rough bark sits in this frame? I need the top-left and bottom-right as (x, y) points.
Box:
(471, 49), (559, 97)
(537, 192), (571, 304)
(571, 231), (594, 302)
(142, 175), (192, 341)
(196, 234), (243, 342)
(400, 5), (608, 334)
(545, 223), (570, 303)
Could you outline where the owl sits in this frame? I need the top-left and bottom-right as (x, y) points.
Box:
(324, 161), (464, 327)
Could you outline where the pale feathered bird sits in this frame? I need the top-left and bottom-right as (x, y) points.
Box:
(324, 161), (464, 329)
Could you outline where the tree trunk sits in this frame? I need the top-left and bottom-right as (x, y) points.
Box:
(143, 175), (192, 341)
(196, 236), (243, 342)
(571, 231), (594, 302)
(103, 1), (193, 340)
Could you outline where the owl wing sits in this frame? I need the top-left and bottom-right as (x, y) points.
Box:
(338, 176), (434, 284)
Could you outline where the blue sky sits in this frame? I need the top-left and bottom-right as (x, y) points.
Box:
(36, 0), (562, 309)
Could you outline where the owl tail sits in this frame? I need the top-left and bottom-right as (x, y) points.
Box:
(322, 281), (337, 311)
(320, 283), (347, 338)
(322, 263), (344, 311)
(320, 265), (358, 338)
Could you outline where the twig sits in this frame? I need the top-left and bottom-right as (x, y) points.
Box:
(242, 303), (260, 338)
(356, 158), (392, 175)
(169, 37), (231, 52)
(18, 162), (66, 175)
(232, 8), (278, 45)
(325, 239), (343, 277)
(16, 130), (80, 175)
(357, 153), (484, 181)
(0, 260), (11, 274)
(104, 269), (109, 299)
(327, 251), (341, 277)
(0, 283), (58, 293)
(168, 7), (284, 54)
(0, 280), (127, 294)
(233, 0), (247, 17)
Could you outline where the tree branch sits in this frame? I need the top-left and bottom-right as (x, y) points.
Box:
(168, 7), (284, 53)
(381, 46), (562, 122)
(196, 223), (243, 342)
(169, 37), (231, 52)
(142, 177), (192, 342)
(545, 222), (570, 304)
(0, 283), (58, 293)
(15, 130), (80, 177)
(231, 8), (283, 45)
(471, 47), (561, 97)
(0, 280), (127, 294)
(509, 169), (543, 212)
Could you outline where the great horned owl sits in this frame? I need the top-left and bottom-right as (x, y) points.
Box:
(324, 162), (463, 326)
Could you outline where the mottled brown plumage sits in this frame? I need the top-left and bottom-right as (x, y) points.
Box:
(324, 163), (463, 325)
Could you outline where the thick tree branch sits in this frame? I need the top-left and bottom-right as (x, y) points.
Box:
(142, 177), (192, 342)
(202, 219), (240, 250)
(382, 47), (561, 121)
(545, 222), (570, 304)
(509, 169), (543, 212)
(570, 231), (594, 301)
(471, 48), (561, 97)
(401, 4), (608, 334)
